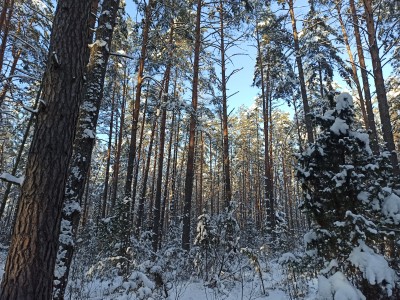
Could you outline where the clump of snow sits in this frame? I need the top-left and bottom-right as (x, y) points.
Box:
(335, 92), (353, 111)
(382, 192), (400, 224)
(350, 131), (372, 154)
(318, 271), (365, 300)
(349, 241), (396, 296)
(330, 117), (349, 135)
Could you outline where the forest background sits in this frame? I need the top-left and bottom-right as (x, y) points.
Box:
(0, 0), (399, 299)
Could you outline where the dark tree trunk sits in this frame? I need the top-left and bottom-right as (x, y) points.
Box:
(0, 0), (14, 82)
(288, 0), (314, 144)
(110, 69), (128, 210)
(182, 0), (202, 251)
(101, 86), (116, 218)
(362, 0), (399, 174)
(152, 26), (174, 251)
(335, 0), (368, 129)
(53, 0), (119, 298)
(0, 0), (92, 298)
(124, 0), (155, 201)
(219, 0), (232, 208)
(350, 0), (379, 154)
(136, 116), (157, 237)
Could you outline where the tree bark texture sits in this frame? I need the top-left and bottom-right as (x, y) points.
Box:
(0, 1), (92, 298)
(53, 0), (119, 298)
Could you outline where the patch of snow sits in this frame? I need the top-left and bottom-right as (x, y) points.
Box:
(382, 192), (400, 224)
(349, 240), (396, 296)
(318, 272), (365, 300)
(330, 117), (349, 135)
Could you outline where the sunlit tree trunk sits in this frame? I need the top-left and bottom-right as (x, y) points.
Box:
(0, 0), (92, 298)
(362, 0), (399, 174)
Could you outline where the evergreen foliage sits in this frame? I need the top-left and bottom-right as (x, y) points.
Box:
(297, 92), (400, 298)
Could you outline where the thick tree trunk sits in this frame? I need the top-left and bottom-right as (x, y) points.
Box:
(53, 0), (118, 298)
(349, 0), (378, 154)
(362, 0), (399, 174)
(182, 0), (202, 250)
(0, 1), (91, 298)
(288, 0), (314, 143)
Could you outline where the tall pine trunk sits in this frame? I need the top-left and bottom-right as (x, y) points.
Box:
(182, 0), (202, 250)
(0, 0), (92, 298)
(362, 0), (399, 174)
(349, 0), (379, 154)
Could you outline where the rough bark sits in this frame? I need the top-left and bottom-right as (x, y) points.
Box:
(0, 0), (92, 298)
(53, 0), (119, 298)
(182, 0), (202, 250)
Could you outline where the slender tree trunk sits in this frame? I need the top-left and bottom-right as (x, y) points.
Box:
(0, 82), (42, 220)
(182, 0), (202, 250)
(0, 0), (14, 81)
(111, 69), (128, 210)
(335, 0), (368, 129)
(349, 0), (379, 154)
(362, 0), (399, 174)
(53, 0), (118, 297)
(136, 116), (157, 237)
(288, 0), (314, 143)
(170, 111), (181, 220)
(219, 0), (232, 208)
(0, 46), (22, 105)
(124, 0), (155, 200)
(101, 86), (116, 218)
(152, 26), (174, 251)
(0, 1), (92, 298)
(131, 87), (150, 214)
(160, 72), (178, 247)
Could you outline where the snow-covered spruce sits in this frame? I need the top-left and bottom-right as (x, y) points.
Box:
(297, 92), (400, 298)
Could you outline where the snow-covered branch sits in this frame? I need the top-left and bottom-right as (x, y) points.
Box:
(0, 173), (24, 186)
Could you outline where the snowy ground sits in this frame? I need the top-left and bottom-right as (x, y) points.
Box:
(0, 246), (317, 299)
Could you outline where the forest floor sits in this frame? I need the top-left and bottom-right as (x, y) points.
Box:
(0, 243), (318, 299)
